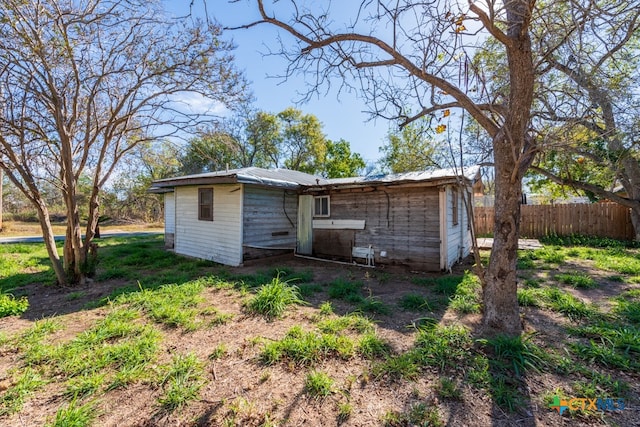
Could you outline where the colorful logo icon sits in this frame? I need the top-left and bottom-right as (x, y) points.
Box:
(549, 396), (569, 415)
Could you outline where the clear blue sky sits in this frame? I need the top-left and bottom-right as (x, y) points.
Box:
(163, 1), (389, 164)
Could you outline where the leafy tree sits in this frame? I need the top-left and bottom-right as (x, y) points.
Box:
(180, 132), (243, 174)
(277, 107), (327, 173)
(378, 120), (443, 173)
(179, 107), (353, 177)
(321, 139), (366, 178)
(104, 141), (181, 222)
(229, 0), (640, 335)
(0, 0), (245, 284)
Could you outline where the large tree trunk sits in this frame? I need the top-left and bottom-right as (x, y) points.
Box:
(483, 147), (523, 335)
(482, 0), (535, 336)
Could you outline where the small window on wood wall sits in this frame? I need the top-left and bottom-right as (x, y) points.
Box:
(198, 188), (213, 221)
(452, 188), (459, 226)
(314, 195), (330, 217)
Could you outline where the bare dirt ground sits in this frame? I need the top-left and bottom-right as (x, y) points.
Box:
(1, 253), (638, 427)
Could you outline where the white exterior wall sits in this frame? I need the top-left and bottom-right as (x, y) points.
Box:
(164, 192), (176, 234)
(444, 185), (472, 270)
(174, 184), (243, 266)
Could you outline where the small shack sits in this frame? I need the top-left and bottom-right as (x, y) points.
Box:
(150, 166), (479, 271)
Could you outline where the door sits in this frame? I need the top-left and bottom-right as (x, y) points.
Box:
(297, 195), (313, 255)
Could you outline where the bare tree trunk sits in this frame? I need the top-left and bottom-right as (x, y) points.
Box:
(35, 201), (67, 285)
(62, 180), (86, 284)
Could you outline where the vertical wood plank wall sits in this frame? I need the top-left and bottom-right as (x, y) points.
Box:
(312, 186), (441, 270)
(474, 203), (634, 240)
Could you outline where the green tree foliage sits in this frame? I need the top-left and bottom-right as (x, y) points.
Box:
(179, 107), (363, 177)
(378, 121), (443, 173)
(277, 107), (327, 173)
(321, 139), (366, 178)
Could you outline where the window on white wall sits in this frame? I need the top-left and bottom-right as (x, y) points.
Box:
(198, 188), (213, 221)
(314, 195), (330, 217)
(452, 188), (459, 226)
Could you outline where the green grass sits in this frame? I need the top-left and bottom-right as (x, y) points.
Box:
(612, 290), (640, 325)
(356, 296), (391, 315)
(567, 322), (639, 371)
(397, 293), (431, 311)
(372, 352), (421, 381)
(0, 367), (47, 416)
(260, 326), (355, 366)
(436, 377), (462, 400)
(539, 287), (601, 321)
(449, 271), (481, 314)
(0, 242), (59, 292)
(555, 271), (598, 289)
(46, 399), (96, 427)
(246, 275), (306, 319)
(478, 333), (547, 377)
(517, 287), (544, 307)
(64, 372), (105, 399)
(304, 371), (334, 398)
(414, 324), (473, 370)
(327, 278), (364, 303)
(316, 313), (375, 334)
(117, 280), (206, 330)
(158, 353), (206, 411)
(358, 333), (391, 359)
(383, 403), (442, 427)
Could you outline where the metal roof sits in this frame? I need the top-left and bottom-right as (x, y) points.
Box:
(150, 166), (480, 191)
(151, 167), (329, 190)
(324, 165), (481, 186)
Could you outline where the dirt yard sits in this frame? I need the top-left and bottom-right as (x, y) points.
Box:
(0, 238), (638, 426)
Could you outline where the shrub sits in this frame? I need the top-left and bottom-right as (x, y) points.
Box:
(0, 293), (29, 318)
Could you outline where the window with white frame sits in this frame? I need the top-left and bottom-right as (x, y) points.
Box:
(314, 195), (330, 217)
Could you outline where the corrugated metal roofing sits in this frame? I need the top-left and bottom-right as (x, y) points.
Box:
(150, 166), (480, 191)
(325, 165), (481, 186)
(151, 167), (328, 190)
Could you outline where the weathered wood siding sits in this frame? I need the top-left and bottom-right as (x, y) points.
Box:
(174, 185), (243, 266)
(312, 186), (441, 270)
(242, 186), (298, 260)
(164, 192), (175, 249)
(444, 186), (472, 270)
(474, 203), (634, 240)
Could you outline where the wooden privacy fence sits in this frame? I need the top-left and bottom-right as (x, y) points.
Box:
(474, 203), (635, 240)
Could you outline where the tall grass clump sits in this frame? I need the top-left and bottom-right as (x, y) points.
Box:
(45, 399), (96, 427)
(246, 275), (306, 319)
(158, 353), (206, 411)
(479, 333), (547, 377)
(414, 324), (473, 370)
(449, 271), (481, 314)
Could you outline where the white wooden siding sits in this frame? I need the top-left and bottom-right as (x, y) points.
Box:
(164, 192), (175, 234)
(444, 185), (472, 269)
(174, 185), (243, 266)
